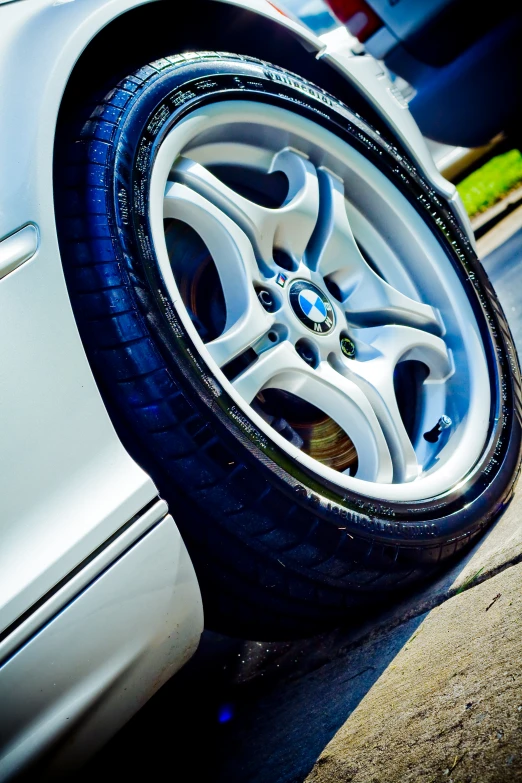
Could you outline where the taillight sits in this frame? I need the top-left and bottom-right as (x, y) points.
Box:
(324, 0), (382, 42)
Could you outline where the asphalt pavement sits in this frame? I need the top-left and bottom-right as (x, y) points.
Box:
(482, 224), (522, 355)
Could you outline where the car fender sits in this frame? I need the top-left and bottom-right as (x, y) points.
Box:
(0, 0), (463, 241)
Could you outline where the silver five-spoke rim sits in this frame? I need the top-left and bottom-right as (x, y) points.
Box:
(149, 100), (490, 502)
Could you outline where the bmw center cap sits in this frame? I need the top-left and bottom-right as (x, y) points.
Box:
(289, 280), (335, 334)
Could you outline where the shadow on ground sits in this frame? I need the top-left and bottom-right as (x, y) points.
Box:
(76, 613), (426, 783)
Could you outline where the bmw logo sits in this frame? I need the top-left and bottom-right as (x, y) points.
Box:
(289, 280), (335, 334)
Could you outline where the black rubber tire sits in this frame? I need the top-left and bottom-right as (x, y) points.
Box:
(56, 52), (522, 639)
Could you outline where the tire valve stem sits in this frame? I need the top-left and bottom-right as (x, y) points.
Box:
(424, 415), (452, 443)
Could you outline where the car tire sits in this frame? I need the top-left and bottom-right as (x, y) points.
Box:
(56, 52), (522, 639)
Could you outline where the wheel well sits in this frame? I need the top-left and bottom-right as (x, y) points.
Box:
(57, 0), (386, 131)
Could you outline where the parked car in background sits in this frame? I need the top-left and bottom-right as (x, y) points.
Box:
(1, 0), (521, 776)
(321, 0), (522, 147)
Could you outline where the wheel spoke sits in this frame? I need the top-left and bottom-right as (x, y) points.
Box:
(307, 168), (441, 331)
(164, 182), (273, 366)
(341, 324), (453, 482)
(233, 341), (393, 482)
(206, 308), (275, 368)
(232, 341), (295, 402)
(171, 149), (320, 267)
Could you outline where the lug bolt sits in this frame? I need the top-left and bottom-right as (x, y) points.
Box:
(296, 343), (316, 367)
(340, 336), (356, 359)
(424, 415), (453, 443)
(258, 289), (275, 312)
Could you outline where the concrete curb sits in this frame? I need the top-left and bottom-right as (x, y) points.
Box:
(306, 562), (522, 783)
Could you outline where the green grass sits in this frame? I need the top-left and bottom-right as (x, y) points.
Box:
(454, 566), (484, 594)
(457, 149), (522, 217)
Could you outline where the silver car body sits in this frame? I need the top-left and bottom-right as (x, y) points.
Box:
(0, 0), (471, 776)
